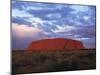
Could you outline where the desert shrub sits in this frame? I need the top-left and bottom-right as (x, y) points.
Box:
(86, 53), (96, 59)
(47, 61), (71, 72)
(12, 63), (19, 75)
(39, 54), (49, 62)
(70, 60), (80, 70)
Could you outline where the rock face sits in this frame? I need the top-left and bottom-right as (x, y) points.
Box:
(27, 38), (85, 51)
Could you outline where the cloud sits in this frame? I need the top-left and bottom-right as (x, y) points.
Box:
(31, 17), (44, 25)
(24, 3), (57, 11)
(76, 37), (96, 48)
(12, 23), (44, 39)
(25, 5), (45, 11)
(54, 25), (76, 33)
(12, 1), (64, 11)
(12, 9), (32, 18)
(12, 17), (32, 25)
(46, 13), (62, 19)
(70, 5), (89, 13)
(27, 16), (54, 28)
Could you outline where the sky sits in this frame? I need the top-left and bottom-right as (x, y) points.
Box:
(12, 0), (96, 49)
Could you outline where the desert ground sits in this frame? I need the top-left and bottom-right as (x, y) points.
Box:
(12, 48), (96, 74)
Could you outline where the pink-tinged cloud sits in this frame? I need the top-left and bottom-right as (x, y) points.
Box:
(12, 23), (44, 39)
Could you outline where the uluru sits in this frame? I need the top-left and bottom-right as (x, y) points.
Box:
(27, 38), (85, 52)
